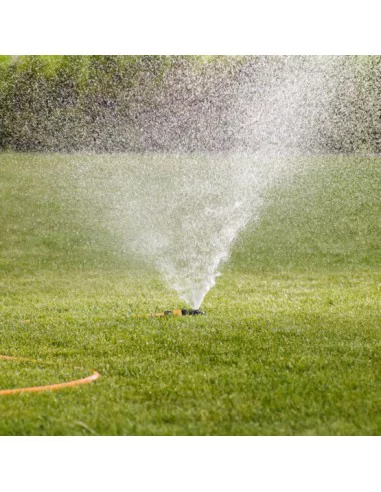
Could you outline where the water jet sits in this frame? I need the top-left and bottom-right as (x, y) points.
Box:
(69, 57), (349, 309)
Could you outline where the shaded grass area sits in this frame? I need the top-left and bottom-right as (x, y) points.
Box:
(0, 153), (380, 435)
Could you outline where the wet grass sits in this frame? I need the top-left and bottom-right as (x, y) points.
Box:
(0, 153), (380, 435)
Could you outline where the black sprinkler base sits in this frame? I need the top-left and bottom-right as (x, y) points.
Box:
(181, 309), (205, 316)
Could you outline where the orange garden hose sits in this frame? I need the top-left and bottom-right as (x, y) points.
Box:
(0, 309), (202, 394)
(0, 355), (100, 396)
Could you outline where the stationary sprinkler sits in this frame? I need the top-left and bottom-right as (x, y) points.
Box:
(164, 309), (205, 316)
(131, 308), (205, 318)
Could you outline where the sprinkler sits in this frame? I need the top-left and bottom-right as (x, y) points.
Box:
(164, 309), (205, 316)
(131, 308), (205, 318)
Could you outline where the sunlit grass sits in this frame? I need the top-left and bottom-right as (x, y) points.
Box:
(0, 153), (380, 435)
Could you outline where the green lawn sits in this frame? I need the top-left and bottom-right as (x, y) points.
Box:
(0, 153), (380, 435)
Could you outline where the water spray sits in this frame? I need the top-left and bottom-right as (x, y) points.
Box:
(69, 58), (343, 309)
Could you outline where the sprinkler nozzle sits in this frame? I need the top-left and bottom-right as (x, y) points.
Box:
(181, 309), (205, 316)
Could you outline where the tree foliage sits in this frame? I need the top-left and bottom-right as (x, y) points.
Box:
(0, 55), (380, 153)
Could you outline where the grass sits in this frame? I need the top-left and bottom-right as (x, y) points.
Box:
(0, 153), (380, 435)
